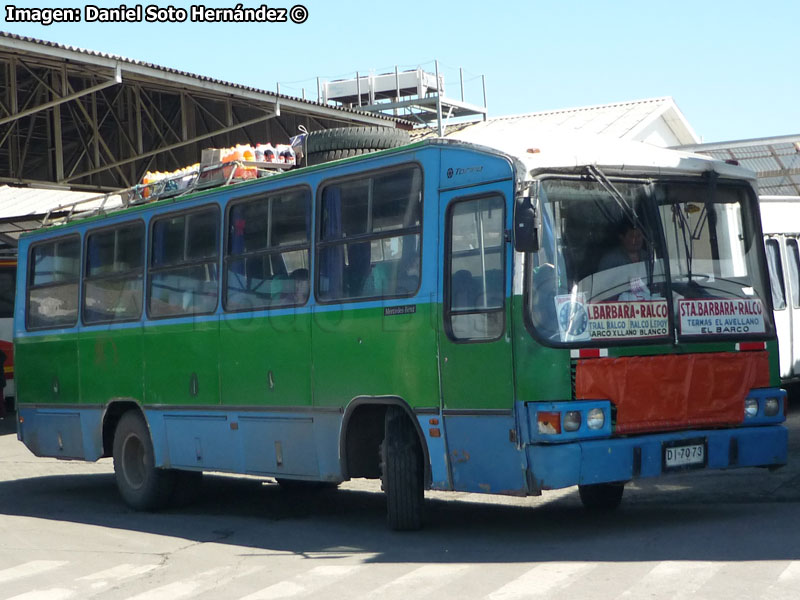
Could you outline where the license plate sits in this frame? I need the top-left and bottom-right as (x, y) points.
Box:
(663, 439), (706, 470)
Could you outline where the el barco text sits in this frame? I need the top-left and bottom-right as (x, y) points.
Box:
(4, 4), (309, 25)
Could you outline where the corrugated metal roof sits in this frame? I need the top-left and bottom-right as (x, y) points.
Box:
(490, 97), (671, 138)
(0, 185), (99, 219)
(0, 185), (125, 242)
(415, 97), (699, 146)
(0, 31), (405, 125)
(676, 135), (800, 196)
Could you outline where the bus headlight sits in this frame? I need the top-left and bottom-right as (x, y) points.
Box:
(587, 408), (605, 430)
(764, 398), (780, 417)
(744, 398), (759, 418)
(564, 411), (582, 432)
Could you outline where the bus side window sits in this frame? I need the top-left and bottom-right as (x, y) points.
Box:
(27, 236), (81, 329)
(84, 222), (144, 324)
(765, 238), (786, 311)
(787, 238), (800, 309)
(317, 165), (422, 302)
(446, 195), (505, 341)
(149, 207), (220, 318)
(224, 187), (311, 311)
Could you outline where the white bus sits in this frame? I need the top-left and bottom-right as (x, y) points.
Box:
(761, 196), (800, 382)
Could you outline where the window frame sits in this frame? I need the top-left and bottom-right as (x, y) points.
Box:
(314, 162), (424, 305)
(786, 237), (800, 310)
(82, 219), (146, 325)
(146, 204), (221, 320)
(443, 193), (507, 344)
(765, 237), (787, 311)
(222, 184), (313, 313)
(26, 233), (82, 331)
(524, 174), (775, 347)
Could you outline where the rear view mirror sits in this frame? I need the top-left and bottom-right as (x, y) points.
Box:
(514, 182), (541, 253)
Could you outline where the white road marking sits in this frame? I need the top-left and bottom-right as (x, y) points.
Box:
(0, 561), (69, 584)
(5, 589), (74, 600)
(124, 567), (239, 600)
(77, 563), (160, 582)
(488, 562), (595, 600)
(777, 560), (800, 582)
(240, 565), (362, 600)
(124, 579), (206, 600)
(356, 564), (469, 599)
(617, 561), (721, 600)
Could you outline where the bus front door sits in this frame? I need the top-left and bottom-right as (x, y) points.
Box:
(438, 187), (523, 494)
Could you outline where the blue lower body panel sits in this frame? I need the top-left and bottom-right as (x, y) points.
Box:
(527, 424), (788, 490)
(442, 413), (527, 495)
(17, 406), (104, 461)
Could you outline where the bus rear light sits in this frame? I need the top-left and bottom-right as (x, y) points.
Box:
(537, 411), (561, 435)
(563, 411), (581, 432)
(429, 428), (441, 438)
(735, 342), (766, 351)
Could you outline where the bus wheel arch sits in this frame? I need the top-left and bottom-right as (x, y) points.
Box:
(340, 396), (431, 487)
(101, 399), (143, 458)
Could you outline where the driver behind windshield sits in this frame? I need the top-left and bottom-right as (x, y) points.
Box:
(597, 220), (653, 301)
(598, 220), (647, 271)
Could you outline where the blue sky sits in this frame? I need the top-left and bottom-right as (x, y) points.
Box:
(3, 0), (798, 143)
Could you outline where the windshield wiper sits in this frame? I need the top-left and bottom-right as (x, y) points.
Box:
(584, 165), (652, 246)
(672, 202), (694, 281)
(585, 165), (657, 286)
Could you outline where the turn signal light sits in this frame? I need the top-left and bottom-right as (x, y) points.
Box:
(537, 411), (561, 435)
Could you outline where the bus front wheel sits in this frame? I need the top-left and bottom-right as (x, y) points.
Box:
(113, 411), (174, 511)
(578, 482), (625, 511)
(381, 406), (424, 531)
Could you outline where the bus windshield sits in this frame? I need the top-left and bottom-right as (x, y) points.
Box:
(527, 176), (773, 343)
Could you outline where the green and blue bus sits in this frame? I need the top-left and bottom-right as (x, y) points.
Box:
(14, 131), (787, 530)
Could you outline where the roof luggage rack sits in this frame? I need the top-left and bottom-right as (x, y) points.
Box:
(41, 160), (290, 228)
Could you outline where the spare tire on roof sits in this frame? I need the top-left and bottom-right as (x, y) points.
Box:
(305, 127), (410, 166)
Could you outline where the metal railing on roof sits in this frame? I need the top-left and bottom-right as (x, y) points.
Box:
(41, 160), (290, 228)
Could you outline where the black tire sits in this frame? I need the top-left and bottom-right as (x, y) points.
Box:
(578, 482), (625, 511)
(381, 406), (424, 531)
(275, 478), (339, 492)
(305, 126), (410, 154)
(112, 411), (174, 511)
(307, 148), (374, 166)
(305, 127), (410, 166)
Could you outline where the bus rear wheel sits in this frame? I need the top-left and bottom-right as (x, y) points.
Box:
(578, 482), (625, 511)
(381, 406), (424, 531)
(113, 411), (174, 511)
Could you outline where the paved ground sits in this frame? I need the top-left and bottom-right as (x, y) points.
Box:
(0, 386), (798, 599)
